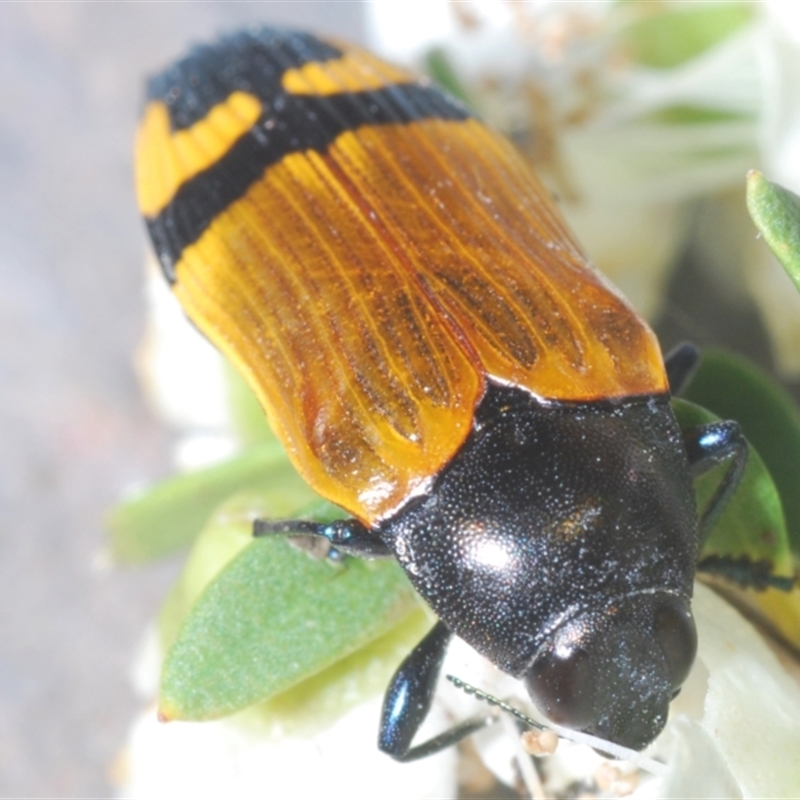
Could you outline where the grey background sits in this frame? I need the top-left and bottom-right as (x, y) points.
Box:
(0, 4), (364, 797)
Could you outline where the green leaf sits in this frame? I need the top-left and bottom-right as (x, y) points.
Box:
(622, 4), (753, 70)
(673, 397), (792, 575)
(425, 47), (474, 107)
(242, 608), (431, 738)
(647, 105), (749, 126)
(224, 361), (276, 447)
(746, 170), (800, 292)
(159, 516), (419, 721)
(157, 499), (253, 650)
(157, 489), (344, 649)
(156, 487), (429, 731)
(682, 350), (800, 558)
(108, 441), (319, 563)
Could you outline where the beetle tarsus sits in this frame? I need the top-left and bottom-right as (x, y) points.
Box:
(253, 519), (321, 536)
(697, 552), (797, 592)
(253, 517), (392, 557)
(390, 714), (497, 762)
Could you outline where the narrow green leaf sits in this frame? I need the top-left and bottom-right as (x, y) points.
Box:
(682, 350), (800, 557)
(621, 4), (753, 70)
(647, 105), (749, 126)
(746, 169), (800, 291)
(159, 526), (419, 721)
(672, 398), (793, 576)
(425, 47), (474, 107)
(108, 441), (319, 563)
(224, 361), (276, 447)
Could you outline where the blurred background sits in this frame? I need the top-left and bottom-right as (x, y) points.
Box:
(0, 4), (364, 796)
(2, 1), (797, 796)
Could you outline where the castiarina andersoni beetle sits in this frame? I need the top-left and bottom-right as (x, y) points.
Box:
(135, 27), (748, 760)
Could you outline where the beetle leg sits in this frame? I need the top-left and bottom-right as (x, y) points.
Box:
(379, 620), (496, 761)
(664, 342), (700, 397)
(697, 552), (796, 592)
(683, 420), (748, 546)
(252, 517), (392, 557)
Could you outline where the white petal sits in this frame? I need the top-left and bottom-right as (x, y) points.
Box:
(687, 583), (800, 797)
(119, 695), (458, 800)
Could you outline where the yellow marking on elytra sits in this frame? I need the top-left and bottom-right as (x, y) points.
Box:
(136, 91), (261, 217)
(281, 51), (413, 96)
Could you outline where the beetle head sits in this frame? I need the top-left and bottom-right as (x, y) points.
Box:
(524, 592), (697, 750)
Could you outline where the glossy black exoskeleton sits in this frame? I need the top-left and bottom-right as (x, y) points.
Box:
(255, 344), (747, 760)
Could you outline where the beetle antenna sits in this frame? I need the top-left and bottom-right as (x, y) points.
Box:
(446, 676), (669, 777)
(446, 674), (546, 731)
(253, 519), (324, 536)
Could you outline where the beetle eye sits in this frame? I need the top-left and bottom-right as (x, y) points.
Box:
(524, 644), (595, 730)
(654, 599), (697, 689)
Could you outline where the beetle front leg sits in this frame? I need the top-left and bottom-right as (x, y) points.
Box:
(253, 517), (392, 558)
(379, 620), (495, 761)
(683, 420), (748, 545)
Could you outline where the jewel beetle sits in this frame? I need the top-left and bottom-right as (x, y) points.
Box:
(135, 27), (748, 759)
